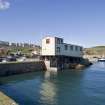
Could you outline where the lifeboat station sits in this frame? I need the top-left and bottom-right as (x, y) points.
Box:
(41, 36), (83, 71)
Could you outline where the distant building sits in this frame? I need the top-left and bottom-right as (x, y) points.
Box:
(23, 43), (30, 47)
(29, 44), (35, 48)
(10, 43), (17, 47)
(0, 41), (9, 47)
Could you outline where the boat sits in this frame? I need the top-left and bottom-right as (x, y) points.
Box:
(17, 57), (26, 62)
(98, 58), (105, 62)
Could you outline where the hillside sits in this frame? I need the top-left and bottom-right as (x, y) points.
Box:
(0, 46), (41, 57)
(84, 46), (105, 55)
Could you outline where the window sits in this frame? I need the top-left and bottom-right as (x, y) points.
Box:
(56, 38), (63, 44)
(46, 39), (50, 44)
(64, 45), (68, 50)
(57, 39), (60, 44)
(80, 47), (83, 51)
(60, 39), (63, 43)
(70, 45), (73, 51)
(56, 47), (60, 53)
(75, 46), (78, 51)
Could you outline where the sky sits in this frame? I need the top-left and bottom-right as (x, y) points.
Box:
(0, 0), (105, 47)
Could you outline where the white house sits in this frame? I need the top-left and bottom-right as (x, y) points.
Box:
(42, 36), (83, 57)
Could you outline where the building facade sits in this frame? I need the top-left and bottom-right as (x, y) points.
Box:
(42, 37), (83, 57)
(42, 36), (83, 70)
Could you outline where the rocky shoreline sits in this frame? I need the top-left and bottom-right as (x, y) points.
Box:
(0, 92), (18, 105)
(69, 59), (92, 70)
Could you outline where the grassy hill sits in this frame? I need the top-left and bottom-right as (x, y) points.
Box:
(0, 46), (41, 57)
(84, 46), (105, 55)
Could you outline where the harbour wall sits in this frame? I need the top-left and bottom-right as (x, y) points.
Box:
(0, 60), (92, 76)
(0, 61), (46, 76)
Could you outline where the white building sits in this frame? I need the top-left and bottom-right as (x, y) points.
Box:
(42, 36), (83, 57)
(41, 36), (83, 71)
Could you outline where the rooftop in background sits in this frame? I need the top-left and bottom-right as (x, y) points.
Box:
(0, 40), (40, 48)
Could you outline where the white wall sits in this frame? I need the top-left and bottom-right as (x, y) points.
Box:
(42, 37), (55, 55)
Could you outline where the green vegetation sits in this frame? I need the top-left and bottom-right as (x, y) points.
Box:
(85, 46), (105, 55)
(0, 46), (41, 57)
(9, 47), (34, 54)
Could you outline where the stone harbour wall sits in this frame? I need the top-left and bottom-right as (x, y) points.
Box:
(0, 61), (46, 76)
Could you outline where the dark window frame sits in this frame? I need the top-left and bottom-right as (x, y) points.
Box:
(75, 46), (78, 51)
(70, 45), (73, 51)
(56, 47), (61, 53)
(64, 45), (68, 50)
(80, 47), (83, 51)
(56, 38), (63, 44)
(46, 39), (50, 44)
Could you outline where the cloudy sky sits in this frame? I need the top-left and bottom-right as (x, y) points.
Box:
(0, 0), (105, 47)
(0, 0), (10, 10)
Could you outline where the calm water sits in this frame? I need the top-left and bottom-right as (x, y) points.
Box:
(0, 62), (105, 105)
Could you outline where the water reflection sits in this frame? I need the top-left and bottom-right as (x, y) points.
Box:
(98, 62), (105, 68)
(90, 62), (105, 71)
(39, 71), (58, 105)
(44, 71), (58, 79)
